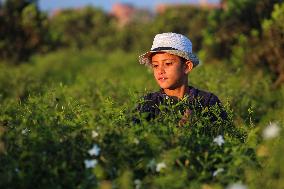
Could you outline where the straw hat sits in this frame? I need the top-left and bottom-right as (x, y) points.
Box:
(139, 32), (199, 67)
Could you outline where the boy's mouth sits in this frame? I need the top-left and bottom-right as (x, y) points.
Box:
(158, 77), (168, 81)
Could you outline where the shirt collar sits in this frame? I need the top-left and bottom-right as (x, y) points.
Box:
(159, 85), (196, 102)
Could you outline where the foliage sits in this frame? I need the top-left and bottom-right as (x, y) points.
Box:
(1, 0), (283, 87)
(202, 0), (282, 59)
(0, 0), (51, 62)
(49, 6), (116, 50)
(151, 6), (209, 51)
(0, 50), (283, 188)
(244, 3), (284, 88)
(201, 0), (284, 87)
(1, 0), (284, 187)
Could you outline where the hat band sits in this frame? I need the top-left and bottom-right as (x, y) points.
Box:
(151, 47), (178, 51)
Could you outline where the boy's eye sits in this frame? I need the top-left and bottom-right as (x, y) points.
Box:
(152, 64), (158, 68)
(165, 62), (173, 66)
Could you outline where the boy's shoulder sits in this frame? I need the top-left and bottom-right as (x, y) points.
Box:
(141, 91), (167, 105)
(141, 86), (221, 107)
(188, 86), (221, 107)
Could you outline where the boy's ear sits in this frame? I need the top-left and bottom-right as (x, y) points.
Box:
(184, 60), (193, 74)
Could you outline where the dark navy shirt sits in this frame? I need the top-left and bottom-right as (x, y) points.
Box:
(134, 85), (227, 122)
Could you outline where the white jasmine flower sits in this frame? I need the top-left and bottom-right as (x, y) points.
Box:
(133, 138), (139, 144)
(84, 159), (98, 169)
(226, 183), (247, 189)
(146, 159), (156, 170)
(213, 135), (225, 146)
(88, 144), (101, 156)
(92, 131), (99, 138)
(213, 168), (224, 177)
(21, 128), (30, 135)
(156, 162), (166, 172)
(134, 179), (142, 189)
(262, 122), (281, 140)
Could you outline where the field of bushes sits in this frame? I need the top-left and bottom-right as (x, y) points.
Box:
(1, 0), (284, 188)
(0, 49), (283, 188)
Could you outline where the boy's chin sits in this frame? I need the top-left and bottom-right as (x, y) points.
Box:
(158, 83), (182, 90)
(156, 80), (178, 90)
(158, 84), (173, 90)
(157, 83), (168, 89)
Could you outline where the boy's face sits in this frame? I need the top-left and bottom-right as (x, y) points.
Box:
(151, 52), (190, 90)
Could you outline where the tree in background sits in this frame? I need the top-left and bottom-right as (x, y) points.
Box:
(202, 0), (282, 60)
(0, 0), (283, 89)
(202, 0), (284, 87)
(0, 0), (51, 62)
(108, 5), (210, 52)
(152, 5), (209, 52)
(245, 3), (284, 88)
(49, 6), (116, 50)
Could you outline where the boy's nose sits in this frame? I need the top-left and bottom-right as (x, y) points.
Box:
(158, 66), (165, 74)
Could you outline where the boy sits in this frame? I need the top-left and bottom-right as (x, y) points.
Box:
(136, 32), (226, 124)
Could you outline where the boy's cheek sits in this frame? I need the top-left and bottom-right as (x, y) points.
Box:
(153, 73), (159, 80)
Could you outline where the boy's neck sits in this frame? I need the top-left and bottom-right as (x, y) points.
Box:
(163, 85), (189, 99)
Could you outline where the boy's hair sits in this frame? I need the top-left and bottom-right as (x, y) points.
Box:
(179, 57), (187, 64)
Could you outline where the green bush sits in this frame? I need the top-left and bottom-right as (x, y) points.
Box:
(0, 50), (283, 188)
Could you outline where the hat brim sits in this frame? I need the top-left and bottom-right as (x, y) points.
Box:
(139, 50), (199, 67)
